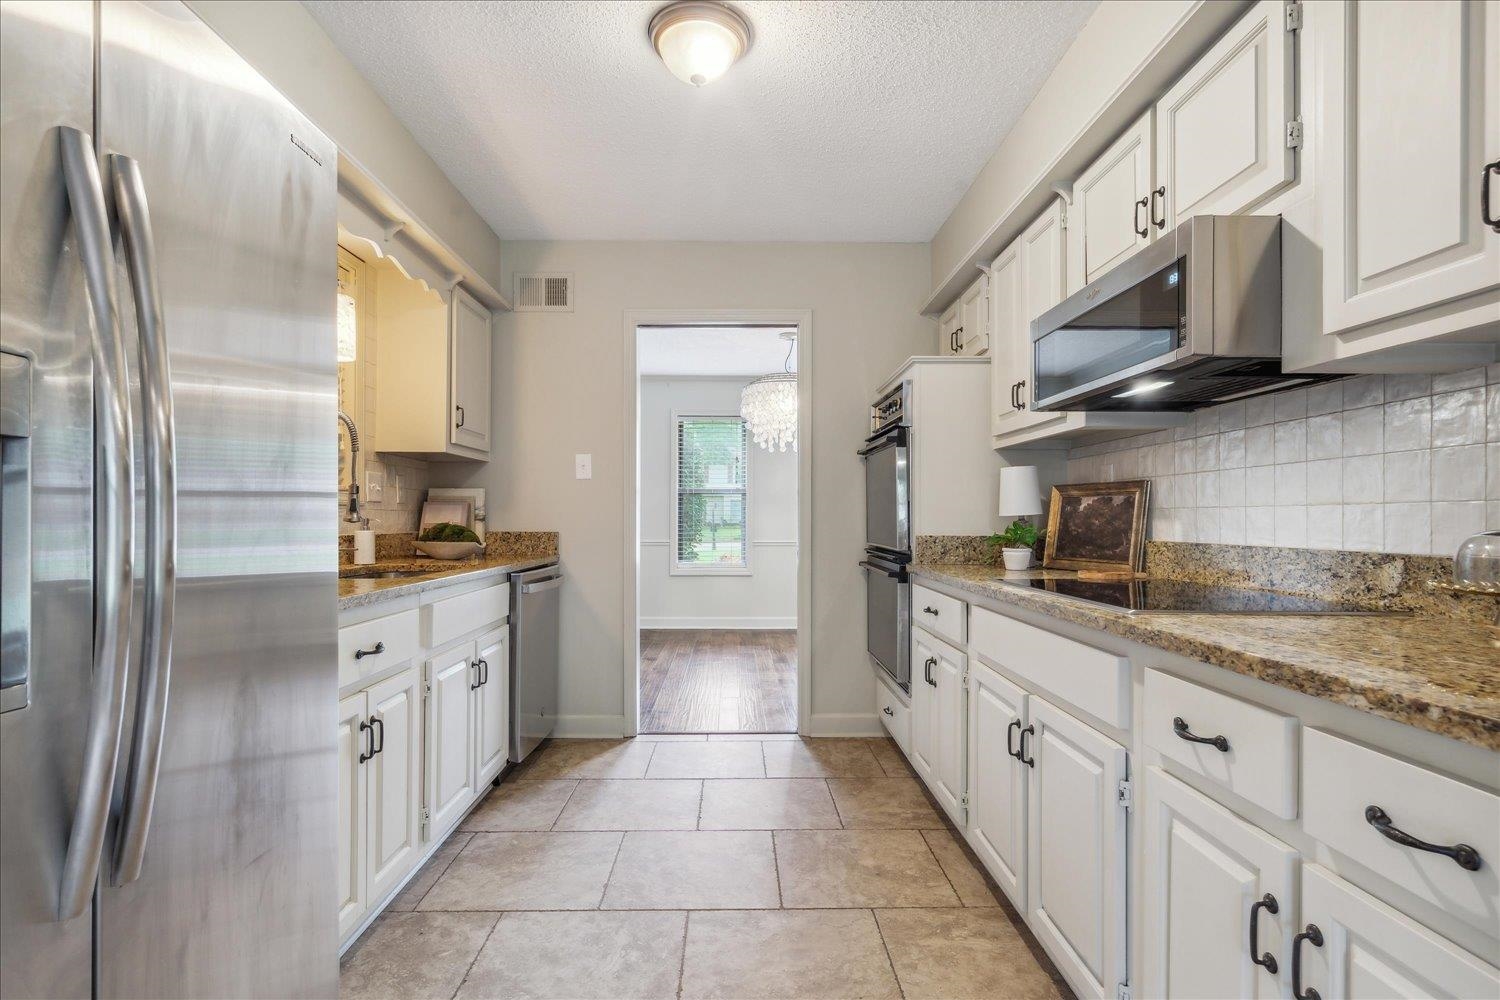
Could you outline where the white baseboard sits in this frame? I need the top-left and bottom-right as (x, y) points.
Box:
(640, 617), (797, 629)
(551, 714), (628, 739)
(807, 712), (884, 738)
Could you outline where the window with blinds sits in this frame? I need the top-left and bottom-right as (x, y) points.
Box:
(673, 415), (750, 573)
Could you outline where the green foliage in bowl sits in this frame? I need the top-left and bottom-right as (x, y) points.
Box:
(418, 522), (480, 543)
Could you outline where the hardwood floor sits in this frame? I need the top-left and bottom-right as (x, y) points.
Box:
(639, 629), (796, 734)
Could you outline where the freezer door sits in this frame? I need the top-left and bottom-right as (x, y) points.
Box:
(95, 2), (340, 997)
(0, 3), (100, 997)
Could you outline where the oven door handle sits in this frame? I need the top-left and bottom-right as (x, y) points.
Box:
(859, 559), (907, 580)
(858, 425), (907, 457)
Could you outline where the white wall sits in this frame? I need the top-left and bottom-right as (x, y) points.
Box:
(189, 0), (504, 290)
(433, 241), (932, 737)
(639, 377), (797, 629)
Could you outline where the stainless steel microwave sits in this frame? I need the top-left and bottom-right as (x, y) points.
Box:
(1029, 215), (1325, 411)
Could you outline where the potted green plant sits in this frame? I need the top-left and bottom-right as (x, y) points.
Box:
(988, 518), (1042, 572)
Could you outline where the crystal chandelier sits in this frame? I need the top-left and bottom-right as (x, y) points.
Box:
(740, 332), (797, 452)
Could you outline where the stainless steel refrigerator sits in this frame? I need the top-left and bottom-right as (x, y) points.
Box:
(1, 1), (339, 996)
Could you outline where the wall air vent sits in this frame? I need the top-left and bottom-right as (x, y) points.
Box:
(515, 273), (573, 312)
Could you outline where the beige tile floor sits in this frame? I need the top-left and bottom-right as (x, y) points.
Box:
(340, 736), (1071, 1000)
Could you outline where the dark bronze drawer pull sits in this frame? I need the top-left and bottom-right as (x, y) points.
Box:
(921, 606), (939, 616)
(353, 641), (384, 660)
(882, 706), (894, 717)
(1292, 924), (1322, 1000)
(358, 719), (374, 763)
(1365, 805), (1482, 871)
(1173, 716), (1229, 752)
(1249, 893), (1279, 975)
(1019, 724), (1035, 768)
(1007, 718), (1023, 761)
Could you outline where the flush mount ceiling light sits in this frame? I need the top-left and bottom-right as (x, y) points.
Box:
(649, 1), (751, 87)
(740, 331), (797, 452)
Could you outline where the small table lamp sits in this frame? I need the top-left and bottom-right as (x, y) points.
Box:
(998, 466), (1043, 570)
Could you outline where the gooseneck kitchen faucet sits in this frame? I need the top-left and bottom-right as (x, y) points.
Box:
(337, 409), (363, 523)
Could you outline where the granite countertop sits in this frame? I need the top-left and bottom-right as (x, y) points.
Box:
(338, 553), (557, 610)
(912, 562), (1500, 752)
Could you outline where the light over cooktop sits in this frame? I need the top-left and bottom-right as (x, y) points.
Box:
(999, 577), (1396, 616)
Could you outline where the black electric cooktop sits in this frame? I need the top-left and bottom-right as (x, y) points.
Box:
(999, 577), (1392, 615)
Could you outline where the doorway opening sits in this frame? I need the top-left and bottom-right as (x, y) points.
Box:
(629, 321), (805, 734)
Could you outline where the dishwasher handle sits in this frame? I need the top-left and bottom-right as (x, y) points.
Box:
(519, 575), (562, 595)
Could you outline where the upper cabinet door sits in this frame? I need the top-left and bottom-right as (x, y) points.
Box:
(1016, 200), (1068, 427)
(1298, 865), (1500, 1000)
(958, 274), (989, 356)
(938, 303), (962, 355)
(1154, 0), (1296, 231)
(1067, 112), (1153, 296)
(1316, 0), (1500, 334)
(988, 239), (1024, 436)
(450, 286), (491, 453)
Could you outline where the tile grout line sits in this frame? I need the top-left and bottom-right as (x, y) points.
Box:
(918, 829), (966, 908)
(695, 778), (705, 830)
(411, 830), (475, 910)
(548, 778), (585, 832)
(448, 910), (504, 1000)
(870, 907), (909, 1000)
(770, 830), (785, 908)
(597, 830), (628, 910)
(676, 910), (691, 1000)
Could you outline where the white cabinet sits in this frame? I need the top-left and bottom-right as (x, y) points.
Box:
(1297, 865), (1500, 1000)
(425, 643), (477, 837)
(1005, 199), (1068, 434)
(988, 239), (1026, 437)
(375, 264), (493, 461)
(957, 273), (989, 356)
(1067, 111), (1154, 295)
(336, 693), (369, 942)
(474, 627), (511, 787)
(337, 665), (423, 942)
(938, 302), (962, 355)
(1142, 767), (1298, 1000)
(424, 627), (511, 839)
(966, 661), (1028, 907)
(450, 287), (492, 453)
(910, 625), (966, 825)
(1310, 0), (1500, 345)
(1026, 695), (1129, 1000)
(1153, 0), (1296, 231)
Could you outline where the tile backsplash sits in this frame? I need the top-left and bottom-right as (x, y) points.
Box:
(1064, 365), (1499, 557)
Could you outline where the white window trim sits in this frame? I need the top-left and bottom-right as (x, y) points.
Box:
(669, 409), (752, 577)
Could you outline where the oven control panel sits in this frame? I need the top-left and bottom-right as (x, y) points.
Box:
(870, 380), (911, 436)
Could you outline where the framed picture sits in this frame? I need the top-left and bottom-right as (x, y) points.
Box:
(1043, 480), (1150, 573)
(419, 499), (473, 534)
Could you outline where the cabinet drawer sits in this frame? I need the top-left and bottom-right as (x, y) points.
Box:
(424, 581), (510, 649)
(875, 673), (910, 755)
(1303, 729), (1499, 936)
(1143, 669), (1298, 819)
(338, 609), (420, 688)
(970, 606), (1130, 729)
(912, 583), (966, 647)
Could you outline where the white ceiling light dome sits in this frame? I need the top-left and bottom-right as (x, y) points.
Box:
(649, 1), (751, 87)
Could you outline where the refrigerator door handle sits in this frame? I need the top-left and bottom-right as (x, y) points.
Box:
(56, 126), (136, 921)
(108, 154), (178, 887)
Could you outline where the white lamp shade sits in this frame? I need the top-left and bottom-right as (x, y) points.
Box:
(998, 465), (1042, 518)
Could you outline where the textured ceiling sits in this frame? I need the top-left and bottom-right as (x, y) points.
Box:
(302, 0), (1097, 242)
(638, 326), (797, 376)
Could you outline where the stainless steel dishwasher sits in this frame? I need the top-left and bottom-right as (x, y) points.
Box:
(509, 563), (561, 763)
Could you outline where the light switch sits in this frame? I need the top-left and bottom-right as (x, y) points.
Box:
(365, 470), (384, 503)
(575, 453), (592, 480)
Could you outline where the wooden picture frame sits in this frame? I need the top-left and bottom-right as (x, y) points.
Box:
(1043, 480), (1150, 572)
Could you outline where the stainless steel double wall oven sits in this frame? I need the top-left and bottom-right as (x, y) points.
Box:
(860, 381), (912, 691)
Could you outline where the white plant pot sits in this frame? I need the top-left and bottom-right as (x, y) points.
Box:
(1002, 547), (1033, 571)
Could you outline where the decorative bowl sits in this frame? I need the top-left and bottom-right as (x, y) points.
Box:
(413, 540), (484, 560)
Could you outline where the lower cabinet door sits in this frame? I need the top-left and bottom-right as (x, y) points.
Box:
(909, 629), (940, 783)
(1142, 767), (1297, 1000)
(336, 692), (369, 941)
(1026, 695), (1129, 1000)
(366, 666), (423, 903)
(1297, 865), (1500, 1000)
(426, 643), (477, 836)
(474, 627), (510, 786)
(931, 639), (967, 824)
(966, 662), (1027, 908)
